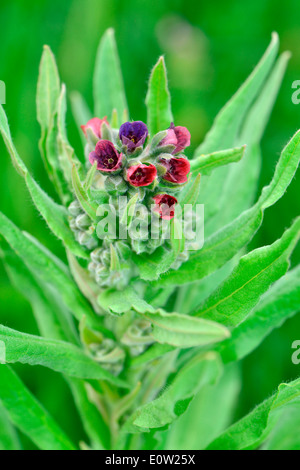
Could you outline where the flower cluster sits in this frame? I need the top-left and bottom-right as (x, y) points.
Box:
(84, 118), (191, 208)
(68, 117), (192, 288)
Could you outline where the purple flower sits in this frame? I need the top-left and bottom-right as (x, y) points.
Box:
(127, 164), (157, 187)
(89, 140), (122, 173)
(119, 121), (148, 152)
(160, 123), (191, 154)
(159, 157), (191, 184)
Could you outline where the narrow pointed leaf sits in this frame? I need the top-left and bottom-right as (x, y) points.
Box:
(190, 146), (245, 175)
(0, 105), (88, 259)
(218, 265), (300, 364)
(94, 28), (128, 124)
(98, 287), (230, 348)
(0, 211), (99, 330)
(0, 365), (76, 450)
(207, 377), (300, 450)
(124, 352), (222, 432)
(71, 164), (98, 220)
(194, 217), (300, 327)
(146, 56), (173, 136)
(0, 324), (127, 387)
(157, 129), (300, 287)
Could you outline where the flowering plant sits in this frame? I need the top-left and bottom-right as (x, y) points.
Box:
(0, 29), (300, 450)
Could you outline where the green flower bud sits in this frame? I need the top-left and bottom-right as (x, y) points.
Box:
(105, 175), (128, 196)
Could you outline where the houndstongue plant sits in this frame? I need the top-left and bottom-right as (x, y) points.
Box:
(0, 29), (300, 450)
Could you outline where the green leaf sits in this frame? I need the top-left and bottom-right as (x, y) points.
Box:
(218, 264), (300, 364)
(190, 146), (245, 175)
(193, 34), (281, 238)
(208, 52), (290, 232)
(180, 173), (201, 207)
(0, 402), (21, 450)
(194, 217), (300, 327)
(194, 33), (279, 155)
(37, 45), (72, 203)
(146, 56), (173, 136)
(124, 352), (222, 432)
(0, 324), (126, 387)
(0, 105), (88, 259)
(1, 246), (111, 448)
(36, 45), (60, 132)
(0, 211), (99, 330)
(57, 84), (82, 187)
(133, 246), (177, 282)
(207, 376), (300, 450)
(94, 28), (128, 124)
(66, 378), (110, 450)
(98, 287), (230, 348)
(157, 129), (300, 287)
(2, 244), (78, 343)
(0, 365), (76, 450)
(165, 364), (241, 450)
(71, 164), (98, 221)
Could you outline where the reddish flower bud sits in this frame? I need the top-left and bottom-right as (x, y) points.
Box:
(159, 157), (190, 184)
(81, 117), (109, 139)
(160, 123), (191, 155)
(89, 140), (122, 173)
(127, 164), (157, 187)
(153, 194), (178, 220)
(119, 121), (148, 152)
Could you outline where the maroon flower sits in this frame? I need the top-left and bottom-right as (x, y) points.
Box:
(81, 117), (109, 139)
(153, 194), (178, 220)
(119, 121), (148, 152)
(160, 123), (191, 155)
(159, 157), (190, 184)
(89, 140), (122, 173)
(127, 164), (157, 187)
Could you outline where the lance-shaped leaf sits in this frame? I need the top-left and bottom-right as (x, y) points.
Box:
(190, 146), (245, 175)
(0, 105), (88, 259)
(207, 377), (300, 450)
(194, 33), (279, 155)
(71, 164), (98, 221)
(218, 264), (300, 364)
(98, 287), (230, 348)
(123, 352), (222, 432)
(194, 217), (300, 327)
(156, 129), (300, 287)
(209, 52), (290, 232)
(37, 45), (71, 203)
(0, 403), (21, 450)
(0, 365), (76, 450)
(146, 56), (174, 136)
(66, 377), (110, 450)
(0, 211), (100, 331)
(1, 247), (110, 449)
(94, 28), (128, 124)
(0, 324), (126, 387)
(57, 84), (82, 188)
(193, 34), (281, 237)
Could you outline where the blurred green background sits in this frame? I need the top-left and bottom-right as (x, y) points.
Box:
(0, 0), (300, 448)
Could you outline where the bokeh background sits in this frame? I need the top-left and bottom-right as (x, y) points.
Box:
(0, 0), (299, 448)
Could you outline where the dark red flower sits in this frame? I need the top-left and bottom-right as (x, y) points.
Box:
(89, 140), (122, 173)
(81, 117), (109, 139)
(153, 194), (178, 220)
(119, 121), (148, 152)
(127, 164), (157, 187)
(160, 123), (191, 155)
(159, 157), (190, 184)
